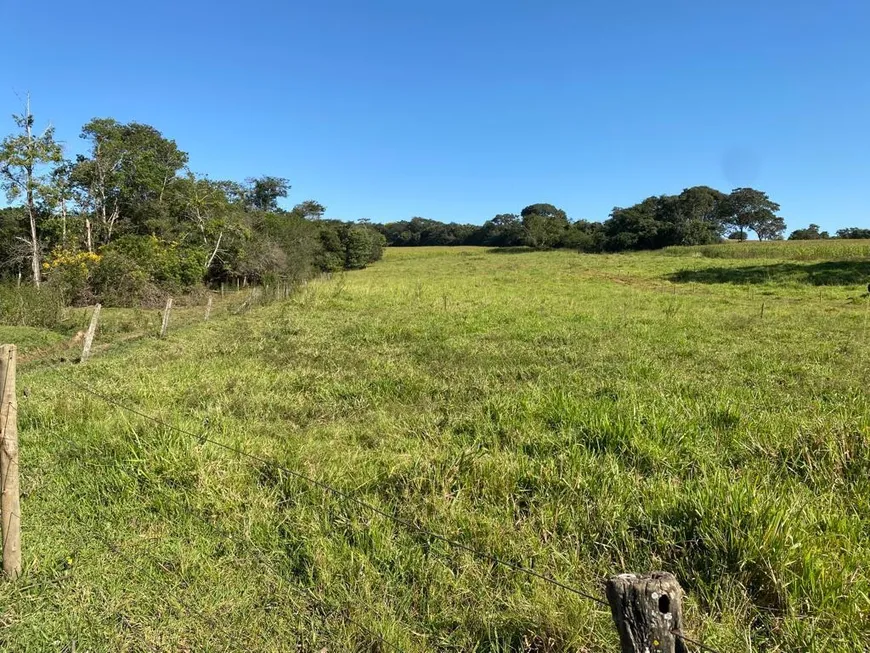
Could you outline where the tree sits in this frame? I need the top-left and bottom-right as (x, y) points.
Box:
(71, 118), (188, 245)
(293, 200), (325, 220)
(520, 203), (569, 248)
(42, 161), (75, 248)
(668, 186), (727, 245)
(178, 171), (241, 272)
(836, 227), (870, 239)
(604, 198), (662, 251)
(719, 188), (785, 240)
(245, 176), (290, 212)
(479, 213), (523, 246)
(0, 97), (64, 286)
(562, 219), (605, 252)
(788, 224), (829, 240)
(0, 206), (28, 279)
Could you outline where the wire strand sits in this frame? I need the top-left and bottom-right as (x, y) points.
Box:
(674, 629), (723, 653)
(74, 380), (609, 607)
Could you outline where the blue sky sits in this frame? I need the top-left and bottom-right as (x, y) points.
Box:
(3, 0), (869, 233)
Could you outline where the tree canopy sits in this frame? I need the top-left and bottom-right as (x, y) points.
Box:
(719, 188), (785, 241)
(788, 224), (830, 240)
(0, 103), (384, 304)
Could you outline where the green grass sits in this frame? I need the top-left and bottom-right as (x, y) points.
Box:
(662, 238), (870, 261)
(2, 247), (869, 651)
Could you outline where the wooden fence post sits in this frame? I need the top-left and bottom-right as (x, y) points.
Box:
(0, 345), (21, 579)
(220, 282), (225, 297)
(80, 303), (101, 363)
(606, 572), (686, 653)
(205, 295), (213, 321)
(160, 297), (173, 338)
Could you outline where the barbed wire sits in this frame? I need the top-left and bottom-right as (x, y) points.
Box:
(23, 469), (409, 653)
(178, 502), (409, 652)
(73, 380), (609, 609)
(674, 629), (722, 653)
(14, 353), (724, 653)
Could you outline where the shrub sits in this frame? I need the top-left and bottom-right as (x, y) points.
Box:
(42, 248), (101, 306)
(106, 235), (206, 291)
(91, 250), (155, 306)
(344, 225), (385, 269)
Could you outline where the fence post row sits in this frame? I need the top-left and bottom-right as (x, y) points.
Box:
(160, 297), (173, 338)
(606, 572), (686, 653)
(0, 344), (21, 580)
(80, 303), (101, 363)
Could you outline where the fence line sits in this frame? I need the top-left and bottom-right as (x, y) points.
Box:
(72, 379), (726, 652)
(73, 380), (609, 609)
(180, 503), (409, 652)
(73, 379), (723, 653)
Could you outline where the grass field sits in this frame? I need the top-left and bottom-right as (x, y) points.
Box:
(661, 238), (870, 261)
(1, 244), (869, 651)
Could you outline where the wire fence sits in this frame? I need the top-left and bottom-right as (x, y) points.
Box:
(67, 379), (720, 653)
(5, 296), (725, 653)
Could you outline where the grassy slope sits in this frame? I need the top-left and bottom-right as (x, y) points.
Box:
(2, 246), (869, 651)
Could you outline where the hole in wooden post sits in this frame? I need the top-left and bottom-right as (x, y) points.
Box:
(658, 593), (671, 614)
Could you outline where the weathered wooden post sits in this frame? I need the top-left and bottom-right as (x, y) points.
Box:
(205, 295), (213, 321)
(160, 297), (173, 338)
(0, 345), (21, 579)
(606, 572), (686, 653)
(220, 282), (225, 297)
(80, 303), (101, 363)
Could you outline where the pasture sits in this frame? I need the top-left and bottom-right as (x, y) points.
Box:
(1, 244), (868, 651)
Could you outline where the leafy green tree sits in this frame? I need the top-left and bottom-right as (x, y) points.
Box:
(343, 225), (377, 269)
(293, 200), (325, 220)
(40, 161), (76, 248)
(72, 118), (188, 244)
(520, 203), (569, 248)
(836, 227), (870, 239)
(479, 213), (524, 246)
(668, 186), (726, 244)
(0, 98), (64, 285)
(604, 198), (662, 250)
(177, 171), (242, 273)
(719, 188), (785, 240)
(563, 219), (605, 252)
(245, 176), (290, 212)
(788, 224), (829, 240)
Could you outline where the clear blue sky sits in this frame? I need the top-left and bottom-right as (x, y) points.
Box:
(3, 0), (869, 232)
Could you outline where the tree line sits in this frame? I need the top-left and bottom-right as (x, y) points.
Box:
(787, 225), (870, 240)
(378, 189), (866, 250)
(0, 99), (384, 305)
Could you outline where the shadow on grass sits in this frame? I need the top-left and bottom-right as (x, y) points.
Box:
(667, 260), (870, 286)
(487, 246), (537, 255)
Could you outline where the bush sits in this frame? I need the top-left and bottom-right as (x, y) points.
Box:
(344, 225), (385, 269)
(42, 248), (101, 306)
(106, 235), (205, 291)
(91, 250), (157, 306)
(316, 223), (385, 272)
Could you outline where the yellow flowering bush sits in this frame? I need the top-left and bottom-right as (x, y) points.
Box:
(42, 248), (102, 305)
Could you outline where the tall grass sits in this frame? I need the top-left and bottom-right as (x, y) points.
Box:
(0, 283), (64, 328)
(2, 248), (869, 651)
(662, 239), (870, 260)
